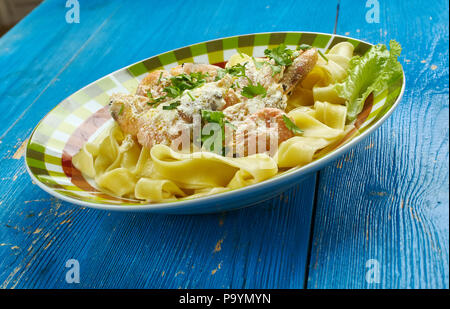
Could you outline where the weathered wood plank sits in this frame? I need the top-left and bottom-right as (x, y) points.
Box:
(0, 0), (338, 288)
(0, 183), (317, 289)
(0, 0), (126, 139)
(307, 0), (449, 289)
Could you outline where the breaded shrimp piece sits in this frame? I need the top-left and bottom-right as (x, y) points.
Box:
(109, 94), (151, 136)
(136, 108), (187, 148)
(135, 76), (234, 148)
(136, 63), (220, 98)
(280, 48), (318, 93)
(112, 63), (222, 138)
(247, 108), (294, 144)
(228, 108), (294, 156)
(136, 69), (172, 97)
(222, 49), (318, 113)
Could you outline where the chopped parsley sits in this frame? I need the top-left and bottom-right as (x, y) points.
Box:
(215, 68), (226, 81)
(199, 110), (225, 152)
(163, 72), (207, 98)
(201, 110), (225, 124)
(241, 82), (267, 98)
(264, 44), (296, 76)
(282, 115), (303, 135)
(163, 85), (181, 98)
(215, 63), (247, 81)
(157, 71), (163, 84)
(187, 91), (195, 101)
(264, 43), (294, 67)
(118, 103), (124, 116)
(297, 44), (312, 51)
(146, 91), (166, 106)
(269, 63), (282, 76)
(214, 62), (267, 98)
(252, 56), (265, 70)
(162, 101), (181, 110)
(226, 63), (247, 77)
(199, 110), (236, 154)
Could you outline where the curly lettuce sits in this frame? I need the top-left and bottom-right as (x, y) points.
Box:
(335, 40), (403, 122)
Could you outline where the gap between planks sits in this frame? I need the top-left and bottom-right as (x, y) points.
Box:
(0, 2), (126, 142)
(303, 0), (341, 288)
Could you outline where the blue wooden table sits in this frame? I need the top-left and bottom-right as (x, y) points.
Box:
(0, 0), (448, 289)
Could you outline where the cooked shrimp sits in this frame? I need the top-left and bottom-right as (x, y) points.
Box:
(111, 63), (223, 136)
(136, 69), (172, 97)
(222, 48), (318, 114)
(247, 108), (294, 143)
(228, 108), (294, 156)
(109, 94), (150, 136)
(136, 108), (187, 148)
(280, 48), (318, 94)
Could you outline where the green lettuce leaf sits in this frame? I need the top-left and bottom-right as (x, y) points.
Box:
(334, 40), (403, 122)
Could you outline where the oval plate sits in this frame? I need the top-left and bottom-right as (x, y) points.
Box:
(25, 32), (405, 214)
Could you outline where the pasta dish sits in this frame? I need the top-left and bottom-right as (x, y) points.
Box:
(72, 40), (402, 203)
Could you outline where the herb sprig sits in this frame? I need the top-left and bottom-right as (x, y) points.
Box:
(200, 110), (226, 152)
(263, 43), (296, 76)
(146, 91), (166, 106)
(215, 62), (267, 99)
(215, 63), (247, 81)
(164, 72), (207, 98)
(264, 43), (294, 67)
(162, 101), (181, 110)
(297, 44), (312, 51)
(241, 83), (267, 99)
(282, 115), (303, 135)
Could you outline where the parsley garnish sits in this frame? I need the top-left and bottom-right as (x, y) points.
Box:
(118, 103), (124, 116)
(199, 110), (227, 152)
(215, 63), (247, 81)
(264, 44), (297, 75)
(163, 85), (181, 98)
(163, 72), (207, 99)
(157, 72), (163, 84)
(198, 110), (237, 155)
(282, 115), (303, 135)
(226, 64), (247, 77)
(264, 43), (294, 66)
(162, 101), (181, 110)
(146, 91), (166, 106)
(241, 82), (267, 98)
(201, 110), (225, 124)
(297, 44), (312, 51)
(269, 64), (282, 76)
(215, 68), (226, 81)
(252, 57), (265, 70)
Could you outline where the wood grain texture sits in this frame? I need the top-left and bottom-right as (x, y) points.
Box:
(0, 182), (316, 288)
(0, 0), (124, 139)
(0, 0), (338, 288)
(307, 0), (449, 288)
